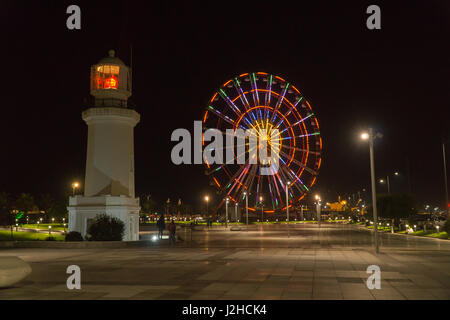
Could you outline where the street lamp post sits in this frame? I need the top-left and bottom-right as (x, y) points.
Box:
(259, 196), (263, 223)
(361, 128), (380, 254)
(443, 142), (449, 217)
(244, 192), (249, 231)
(204, 196), (209, 217)
(72, 182), (79, 196)
(286, 181), (290, 238)
(315, 195), (321, 227)
(235, 203), (238, 222)
(386, 175), (390, 194)
(380, 172), (400, 194)
(225, 198), (229, 228)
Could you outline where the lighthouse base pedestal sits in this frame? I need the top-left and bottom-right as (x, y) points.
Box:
(68, 195), (140, 241)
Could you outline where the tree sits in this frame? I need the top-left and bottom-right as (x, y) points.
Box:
(36, 193), (55, 213)
(14, 193), (35, 213)
(0, 192), (12, 226)
(140, 195), (157, 214)
(47, 200), (68, 219)
(367, 193), (416, 226)
(182, 204), (193, 216)
(444, 219), (450, 235)
(87, 214), (125, 241)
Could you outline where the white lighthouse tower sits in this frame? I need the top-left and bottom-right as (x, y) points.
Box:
(68, 49), (140, 241)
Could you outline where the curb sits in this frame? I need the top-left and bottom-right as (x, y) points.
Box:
(0, 240), (165, 249)
(354, 224), (449, 241)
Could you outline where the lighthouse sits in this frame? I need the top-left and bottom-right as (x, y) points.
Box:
(68, 49), (140, 241)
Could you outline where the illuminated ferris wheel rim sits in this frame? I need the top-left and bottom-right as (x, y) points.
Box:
(202, 72), (322, 212)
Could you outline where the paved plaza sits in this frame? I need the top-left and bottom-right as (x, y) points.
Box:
(0, 223), (449, 300)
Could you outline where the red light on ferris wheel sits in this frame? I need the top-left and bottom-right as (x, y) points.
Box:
(104, 76), (118, 89)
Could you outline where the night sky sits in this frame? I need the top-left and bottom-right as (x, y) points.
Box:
(1, 1), (449, 211)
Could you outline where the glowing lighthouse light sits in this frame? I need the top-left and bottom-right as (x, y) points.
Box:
(104, 75), (118, 89)
(89, 49), (132, 107)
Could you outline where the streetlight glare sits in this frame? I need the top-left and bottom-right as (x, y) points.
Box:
(361, 132), (369, 140)
(204, 196), (209, 201)
(379, 179), (384, 183)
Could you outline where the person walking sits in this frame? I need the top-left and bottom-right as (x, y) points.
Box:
(168, 219), (176, 245)
(157, 214), (165, 239)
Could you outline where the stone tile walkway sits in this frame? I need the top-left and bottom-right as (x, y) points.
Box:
(0, 223), (449, 300)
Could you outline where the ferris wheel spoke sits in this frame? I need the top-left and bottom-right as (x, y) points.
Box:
(244, 164), (258, 199)
(250, 73), (260, 107)
(264, 74), (273, 116)
(230, 163), (255, 201)
(278, 113), (314, 132)
(207, 106), (237, 127)
(278, 163), (309, 192)
(233, 78), (251, 111)
(234, 78), (259, 122)
(267, 177), (276, 210)
(280, 166), (304, 196)
(271, 171), (283, 207)
(222, 162), (251, 195)
(283, 96), (304, 118)
(279, 149), (318, 176)
(280, 144), (321, 156)
(226, 145), (258, 195)
(276, 165), (298, 202)
(281, 132), (320, 141)
(206, 163), (226, 175)
(258, 170), (264, 199)
(218, 89), (242, 117)
(261, 163), (284, 207)
(270, 83), (290, 123)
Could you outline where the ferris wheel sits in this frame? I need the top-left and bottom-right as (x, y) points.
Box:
(202, 72), (322, 213)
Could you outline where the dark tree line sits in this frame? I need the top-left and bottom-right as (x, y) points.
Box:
(139, 195), (193, 216)
(366, 193), (416, 225)
(0, 192), (69, 225)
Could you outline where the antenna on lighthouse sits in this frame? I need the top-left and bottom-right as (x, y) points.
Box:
(130, 44), (133, 91)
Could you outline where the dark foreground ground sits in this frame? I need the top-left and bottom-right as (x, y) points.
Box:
(0, 223), (449, 300)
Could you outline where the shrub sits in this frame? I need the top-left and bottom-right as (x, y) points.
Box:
(45, 236), (56, 241)
(444, 219), (450, 234)
(65, 231), (83, 242)
(87, 214), (124, 241)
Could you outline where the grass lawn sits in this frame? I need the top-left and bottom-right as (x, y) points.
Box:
(0, 230), (65, 241)
(383, 229), (448, 239)
(367, 226), (391, 231)
(22, 223), (66, 231)
(410, 230), (449, 239)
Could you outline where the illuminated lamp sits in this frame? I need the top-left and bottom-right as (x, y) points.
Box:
(104, 75), (118, 89)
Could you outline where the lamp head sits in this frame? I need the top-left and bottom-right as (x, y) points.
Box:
(360, 132), (369, 140)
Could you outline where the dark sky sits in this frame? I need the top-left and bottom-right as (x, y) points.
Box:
(1, 1), (449, 211)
